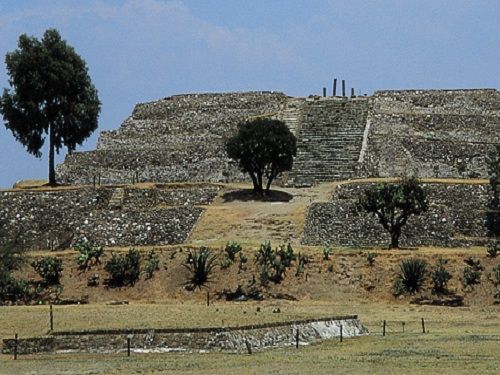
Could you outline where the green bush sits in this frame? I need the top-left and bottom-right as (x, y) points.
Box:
(367, 252), (377, 266)
(74, 240), (104, 270)
(393, 258), (427, 295)
(490, 265), (500, 286)
(255, 242), (296, 284)
(462, 257), (483, 287)
(144, 250), (160, 279)
(224, 242), (242, 261)
(104, 249), (141, 286)
(486, 241), (499, 258)
(431, 257), (452, 293)
(184, 247), (217, 288)
(31, 257), (63, 284)
(322, 247), (333, 260)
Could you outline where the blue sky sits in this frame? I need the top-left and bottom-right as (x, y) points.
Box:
(0, 0), (499, 187)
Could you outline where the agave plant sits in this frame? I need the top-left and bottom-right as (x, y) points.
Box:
(184, 247), (217, 288)
(395, 258), (427, 294)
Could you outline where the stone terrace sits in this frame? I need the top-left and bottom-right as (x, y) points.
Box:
(359, 89), (500, 179)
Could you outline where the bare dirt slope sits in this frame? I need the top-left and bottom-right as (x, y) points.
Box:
(188, 182), (336, 246)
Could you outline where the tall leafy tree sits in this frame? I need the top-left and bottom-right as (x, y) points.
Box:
(359, 177), (428, 249)
(0, 29), (100, 185)
(226, 118), (296, 195)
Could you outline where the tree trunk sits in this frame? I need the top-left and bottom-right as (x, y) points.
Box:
(256, 172), (263, 195)
(249, 172), (259, 192)
(389, 227), (401, 249)
(48, 124), (56, 185)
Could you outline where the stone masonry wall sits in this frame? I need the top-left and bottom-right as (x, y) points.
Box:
(57, 92), (288, 185)
(359, 89), (500, 179)
(2, 316), (366, 355)
(0, 185), (220, 250)
(302, 181), (497, 247)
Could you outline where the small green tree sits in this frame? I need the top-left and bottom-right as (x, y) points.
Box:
(31, 257), (63, 284)
(226, 118), (296, 195)
(359, 177), (428, 249)
(184, 247), (217, 289)
(104, 249), (141, 286)
(0, 29), (101, 184)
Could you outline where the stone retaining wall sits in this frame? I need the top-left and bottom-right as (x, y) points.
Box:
(302, 181), (497, 247)
(2, 316), (366, 355)
(0, 185), (220, 250)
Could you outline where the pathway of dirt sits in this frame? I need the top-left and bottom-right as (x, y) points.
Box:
(188, 182), (337, 247)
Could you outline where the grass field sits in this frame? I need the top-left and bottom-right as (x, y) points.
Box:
(0, 301), (498, 374)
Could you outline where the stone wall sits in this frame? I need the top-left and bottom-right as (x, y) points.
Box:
(2, 316), (366, 355)
(57, 89), (499, 186)
(359, 89), (500, 179)
(302, 181), (497, 247)
(0, 185), (220, 250)
(57, 92), (288, 185)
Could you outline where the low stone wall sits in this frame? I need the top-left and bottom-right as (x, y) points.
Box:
(2, 316), (366, 355)
(0, 185), (219, 250)
(303, 181), (497, 247)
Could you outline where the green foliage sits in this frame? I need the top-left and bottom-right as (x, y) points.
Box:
(0, 239), (25, 275)
(31, 257), (63, 284)
(366, 252), (377, 266)
(74, 240), (104, 270)
(87, 274), (99, 287)
(104, 249), (141, 286)
(486, 241), (499, 258)
(393, 259), (427, 295)
(183, 247), (217, 288)
(322, 247), (333, 260)
(462, 257), (484, 287)
(490, 265), (500, 287)
(255, 242), (296, 284)
(226, 118), (297, 194)
(295, 253), (309, 277)
(0, 240), (34, 302)
(359, 177), (428, 249)
(221, 242), (243, 269)
(431, 257), (452, 293)
(238, 251), (248, 273)
(0, 28), (100, 184)
(144, 250), (160, 279)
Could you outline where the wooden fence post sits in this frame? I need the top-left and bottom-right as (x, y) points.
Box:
(14, 333), (18, 360)
(245, 340), (252, 355)
(383, 320), (386, 336)
(207, 291), (210, 306)
(421, 318), (426, 334)
(340, 324), (343, 342)
(49, 304), (54, 332)
(127, 336), (131, 357)
(295, 329), (299, 348)
(402, 321), (405, 333)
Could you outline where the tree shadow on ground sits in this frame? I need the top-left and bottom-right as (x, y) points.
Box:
(221, 189), (293, 203)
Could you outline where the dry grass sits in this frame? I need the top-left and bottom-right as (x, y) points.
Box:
(0, 302), (498, 374)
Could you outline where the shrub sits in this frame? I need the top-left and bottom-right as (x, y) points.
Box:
(74, 240), (104, 270)
(184, 247), (217, 288)
(31, 257), (63, 284)
(221, 242), (242, 269)
(144, 250), (160, 279)
(490, 265), (500, 286)
(238, 252), (248, 272)
(462, 257), (483, 287)
(295, 253), (309, 277)
(393, 259), (427, 295)
(486, 241), (499, 258)
(431, 257), (452, 293)
(323, 247), (333, 260)
(255, 242), (296, 284)
(367, 252), (377, 266)
(104, 249), (141, 286)
(87, 274), (99, 287)
(224, 242), (242, 261)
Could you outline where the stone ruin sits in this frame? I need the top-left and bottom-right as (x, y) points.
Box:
(56, 89), (500, 186)
(1, 88), (499, 249)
